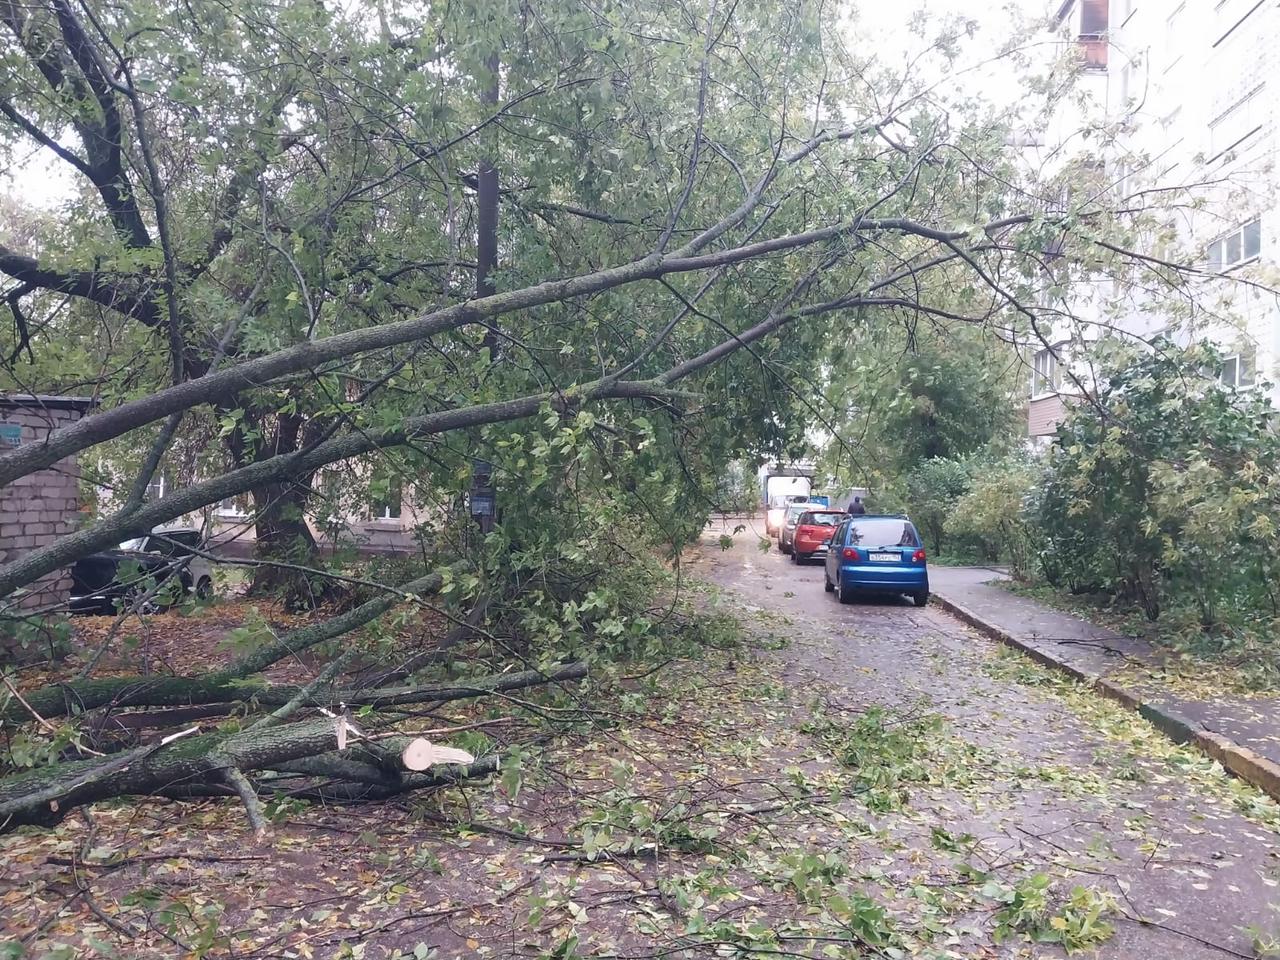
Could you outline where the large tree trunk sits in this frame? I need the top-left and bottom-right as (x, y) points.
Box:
(247, 478), (323, 601)
(0, 662), (585, 832)
(223, 403), (330, 606)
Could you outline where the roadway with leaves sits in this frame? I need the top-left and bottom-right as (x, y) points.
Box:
(2, 523), (1277, 959)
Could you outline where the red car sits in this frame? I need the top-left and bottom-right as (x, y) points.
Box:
(790, 509), (848, 563)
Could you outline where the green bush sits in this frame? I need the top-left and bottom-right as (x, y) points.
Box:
(1037, 339), (1280, 625)
(906, 457), (970, 554)
(946, 457), (1039, 576)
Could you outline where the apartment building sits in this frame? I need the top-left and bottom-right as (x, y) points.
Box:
(1026, 0), (1279, 440)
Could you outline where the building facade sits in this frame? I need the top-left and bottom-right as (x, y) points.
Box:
(1026, 0), (1280, 439)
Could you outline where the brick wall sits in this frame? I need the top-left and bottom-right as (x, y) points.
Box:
(0, 398), (92, 615)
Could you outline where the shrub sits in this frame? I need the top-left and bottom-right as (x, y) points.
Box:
(906, 457), (970, 553)
(946, 457), (1039, 577)
(1037, 339), (1280, 624)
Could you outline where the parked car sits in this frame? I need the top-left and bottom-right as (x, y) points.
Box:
(70, 528), (214, 614)
(766, 494), (809, 537)
(779, 501), (830, 554)
(789, 509), (846, 563)
(823, 515), (929, 606)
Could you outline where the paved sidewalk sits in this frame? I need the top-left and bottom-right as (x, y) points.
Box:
(930, 566), (1280, 800)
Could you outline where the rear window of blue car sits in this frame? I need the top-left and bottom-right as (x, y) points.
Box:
(800, 512), (844, 526)
(848, 519), (920, 548)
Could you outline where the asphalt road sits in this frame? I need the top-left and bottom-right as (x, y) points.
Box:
(691, 516), (1280, 960)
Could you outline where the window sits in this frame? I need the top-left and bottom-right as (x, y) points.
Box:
(1206, 218), (1261, 271)
(1208, 83), (1264, 161)
(1220, 351), (1257, 388)
(1080, 0), (1108, 34)
(144, 475), (167, 502)
(1032, 347), (1064, 396)
(1076, 0), (1108, 69)
(150, 530), (201, 558)
(372, 479), (403, 521)
(215, 495), (249, 517)
(799, 512), (845, 527)
(848, 519), (920, 549)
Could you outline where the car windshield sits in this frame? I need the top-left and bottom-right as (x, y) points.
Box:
(118, 537), (147, 551)
(800, 512), (844, 526)
(848, 519), (919, 548)
(786, 504), (812, 520)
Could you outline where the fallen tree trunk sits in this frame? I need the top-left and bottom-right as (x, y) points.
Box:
(0, 664), (586, 832)
(1, 564), (466, 724)
(0, 717), (342, 831)
(1, 662), (587, 727)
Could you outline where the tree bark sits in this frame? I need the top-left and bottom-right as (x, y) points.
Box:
(0, 664), (583, 831)
(225, 405), (329, 606)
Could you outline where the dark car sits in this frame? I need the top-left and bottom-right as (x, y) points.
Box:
(70, 529), (213, 614)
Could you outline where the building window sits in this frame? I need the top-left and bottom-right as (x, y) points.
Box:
(1075, 0), (1108, 69)
(1208, 83), (1265, 161)
(1032, 347), (1064, 397)
(371, 479), (403, 521)
(1206, 218), (1261, 271)
(215, 495), (249, 517)
(1219, 351), (1256, 388)
(144, 475), (167, 502)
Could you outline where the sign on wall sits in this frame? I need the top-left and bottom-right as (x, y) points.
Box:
(0, 423), (21, 448)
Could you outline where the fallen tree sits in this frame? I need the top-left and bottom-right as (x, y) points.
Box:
(0, 660), (585, 833)
(0, 0), (1212, 838)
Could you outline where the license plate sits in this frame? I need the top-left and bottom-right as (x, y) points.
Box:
(869, 552), (897, 562)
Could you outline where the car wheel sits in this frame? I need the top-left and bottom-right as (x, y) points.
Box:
(197, 576), (214, 600)
(837, 574), (855, 604)
(823, 570), (834, 592)
(913, 591), (929, 608)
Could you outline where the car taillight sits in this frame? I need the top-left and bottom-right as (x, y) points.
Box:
(912, 549), (927, 562)
(798, 525), (813, 537)
(842, 547), (859, 560)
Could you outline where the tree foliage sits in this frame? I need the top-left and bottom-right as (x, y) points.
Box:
(1037, 340), (1280, 625)
(906, 457), (970, 554)
(946, 455), (1038, 575)
(819, 318), (1023, 504)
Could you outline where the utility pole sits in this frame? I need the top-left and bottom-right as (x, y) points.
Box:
(471, 51), (500, 536)
(477, 51), (500, 363)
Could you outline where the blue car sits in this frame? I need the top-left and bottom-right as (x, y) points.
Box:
(823, 515), (929, 607)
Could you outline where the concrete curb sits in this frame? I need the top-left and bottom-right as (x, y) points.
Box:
(931, 592), (1280, 803)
